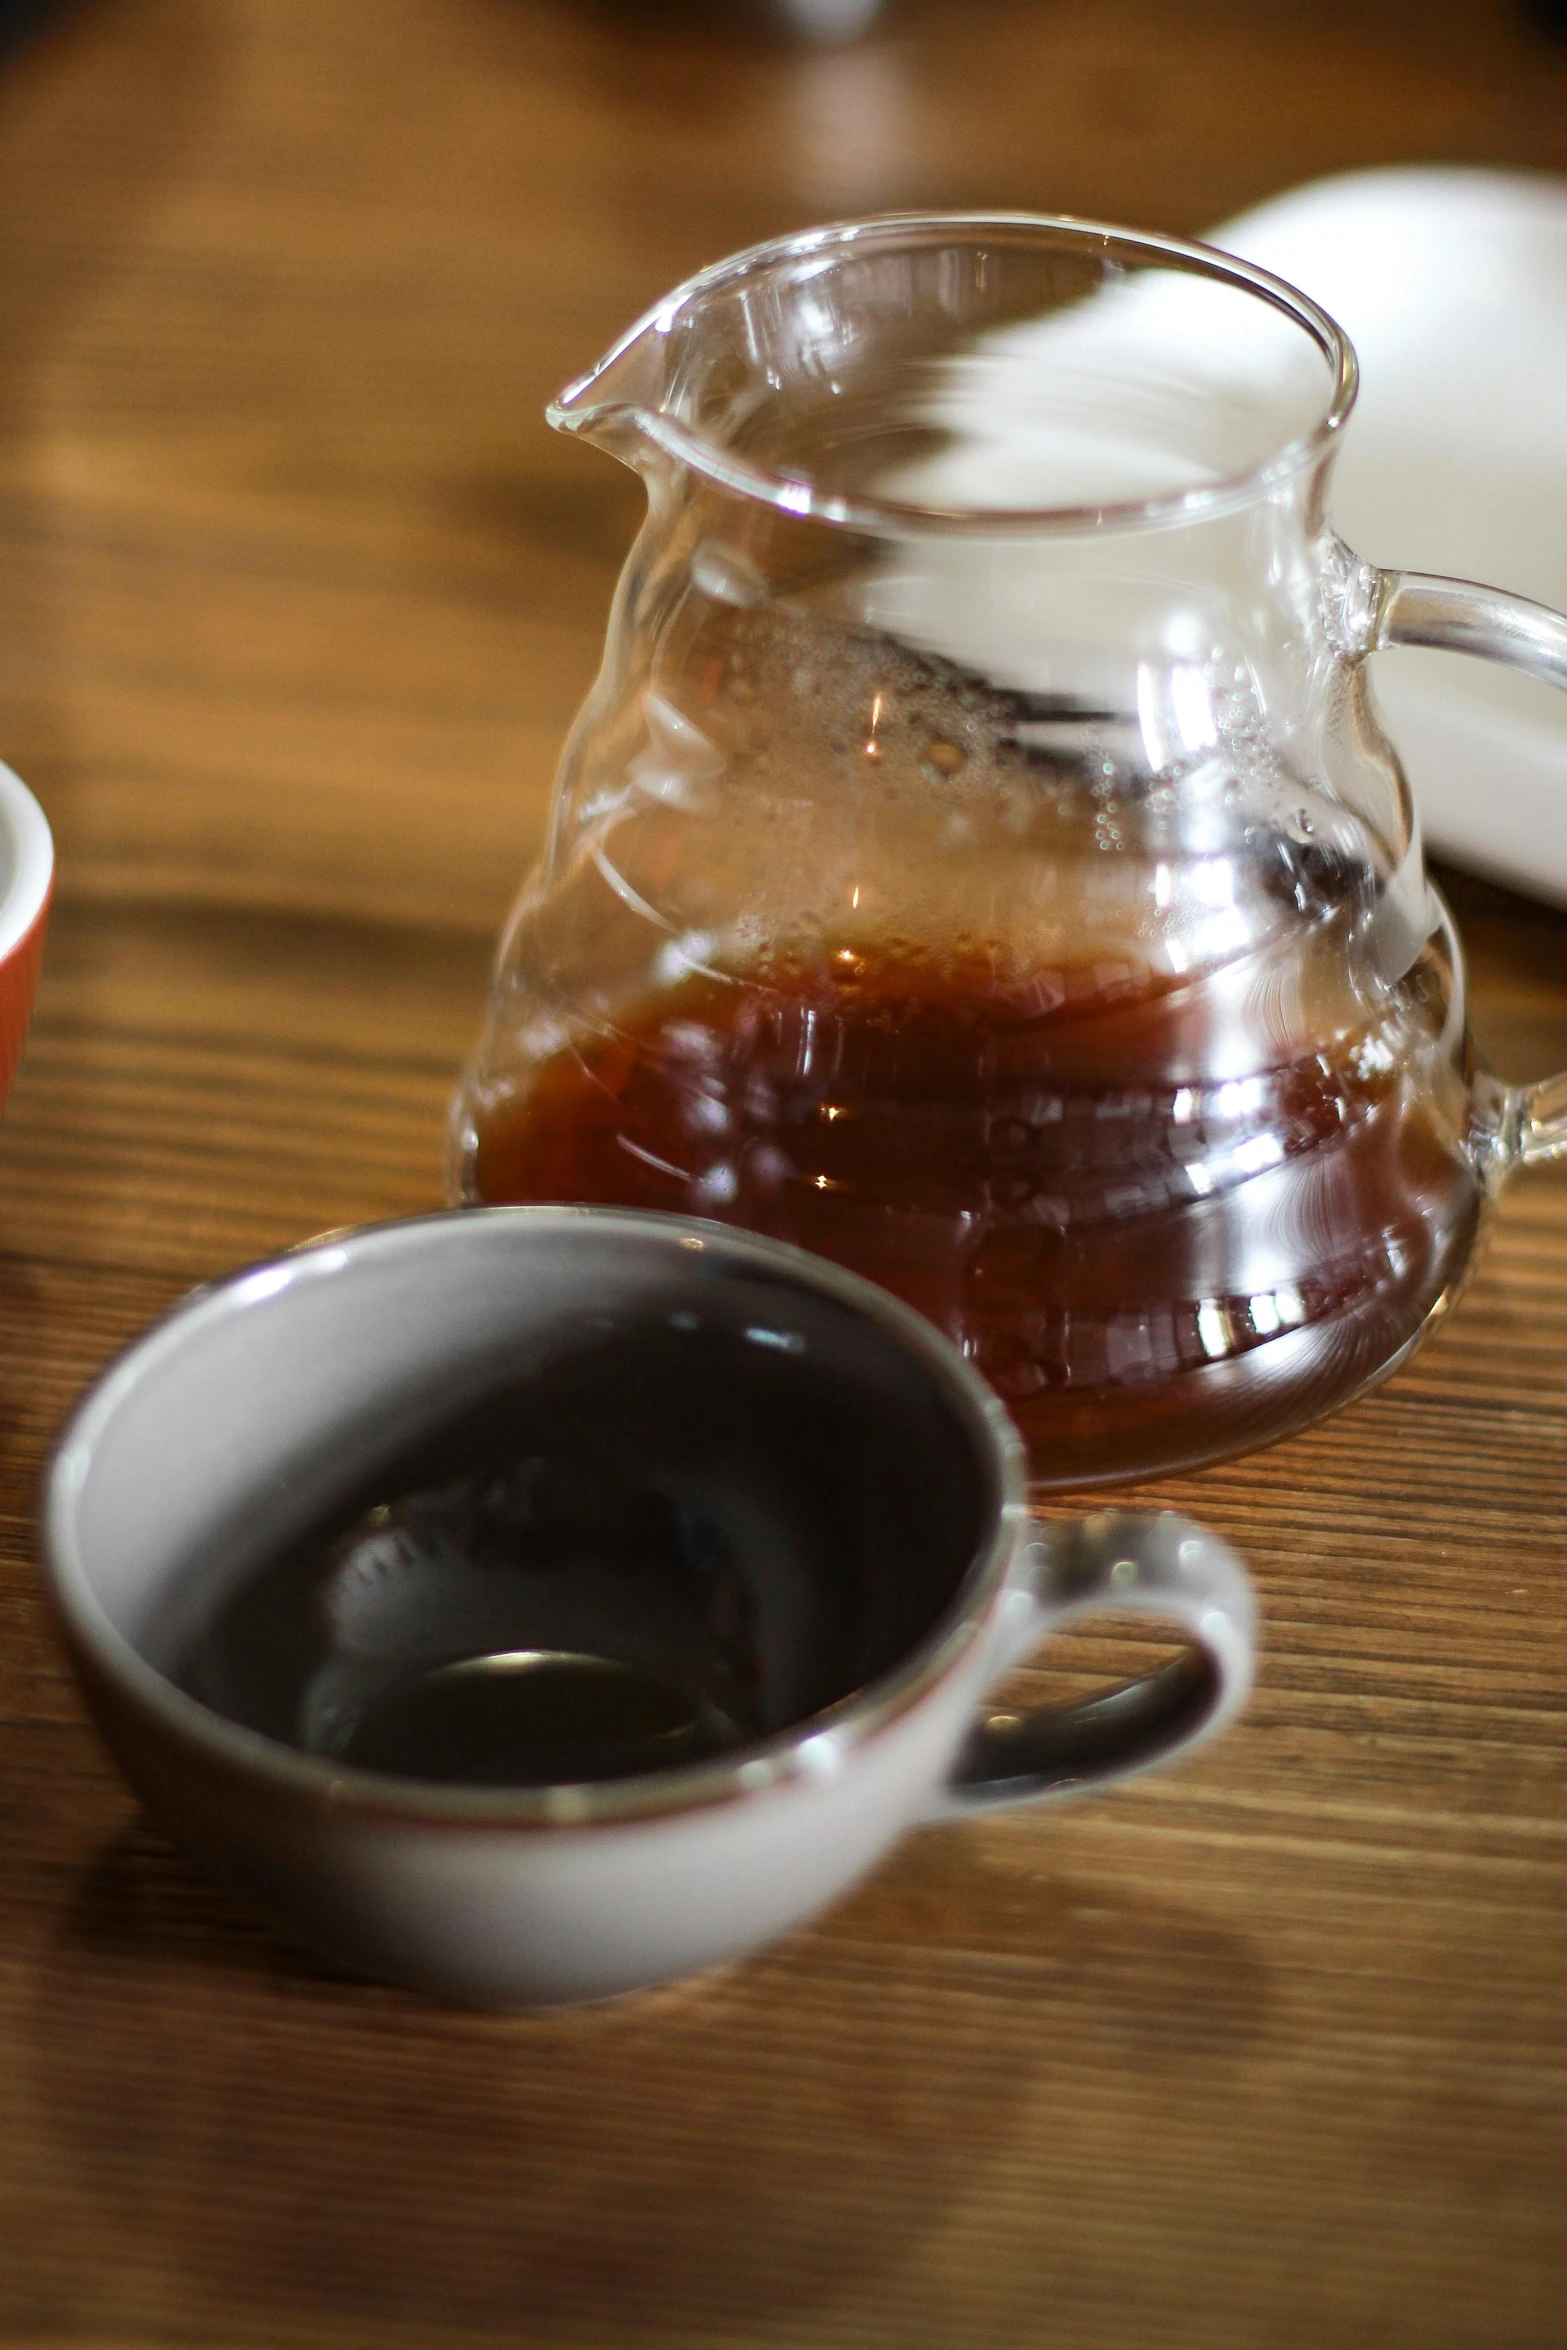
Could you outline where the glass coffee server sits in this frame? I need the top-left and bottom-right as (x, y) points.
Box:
(454, 214), (1567, 1488)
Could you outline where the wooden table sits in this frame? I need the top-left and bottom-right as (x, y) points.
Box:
(1, 1), (1566, 2341)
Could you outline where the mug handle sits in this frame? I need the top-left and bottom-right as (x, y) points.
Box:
(1375, 569), (1567, 1169)
(933, 1511), (1256, 1816)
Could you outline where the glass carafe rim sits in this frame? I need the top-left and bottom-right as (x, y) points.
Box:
(550, 210), (1360, 541)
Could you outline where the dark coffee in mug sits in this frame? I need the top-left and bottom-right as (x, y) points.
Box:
(174, 1307), (989, 1786)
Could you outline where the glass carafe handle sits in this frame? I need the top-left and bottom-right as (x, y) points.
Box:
(1377, 569), (1567, 1172)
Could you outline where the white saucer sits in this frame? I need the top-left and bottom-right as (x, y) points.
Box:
(1213, 169), (1567, 906)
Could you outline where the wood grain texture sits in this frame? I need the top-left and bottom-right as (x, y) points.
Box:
(1, 2), (1566, 2343)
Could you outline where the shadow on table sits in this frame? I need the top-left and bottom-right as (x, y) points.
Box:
(22, 1815), (1268, 2343)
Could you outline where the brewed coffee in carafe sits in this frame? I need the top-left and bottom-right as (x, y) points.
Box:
(464, 604), (1481, 1487)
(454, 216), (1567, 1488)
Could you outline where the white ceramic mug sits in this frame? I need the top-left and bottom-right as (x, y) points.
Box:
(44, 1208), (1256, 2006)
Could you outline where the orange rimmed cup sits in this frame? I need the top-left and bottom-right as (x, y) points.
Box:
(0, 759), (52, 1113)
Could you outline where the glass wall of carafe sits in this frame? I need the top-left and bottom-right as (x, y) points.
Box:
(453, 216), (1567, 1488)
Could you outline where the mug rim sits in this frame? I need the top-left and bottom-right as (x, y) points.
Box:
(551, 208), (1359, 539)
(43, 1205), (1032, 1831)
(0, 758), (54, 965)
